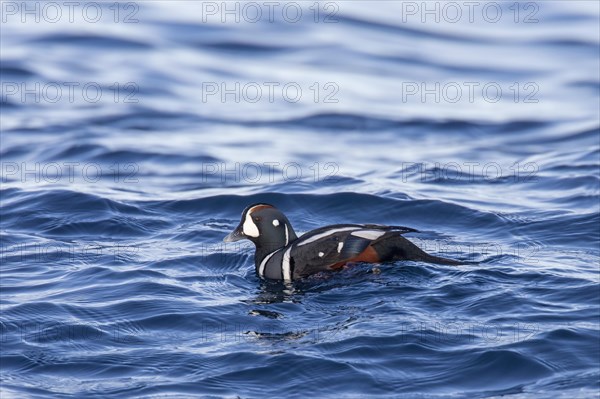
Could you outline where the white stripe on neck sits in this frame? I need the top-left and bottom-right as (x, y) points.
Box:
(259, 250), (279, 278)
(282, 246), (293, 281)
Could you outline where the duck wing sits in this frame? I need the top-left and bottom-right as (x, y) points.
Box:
(288, 225), (416, 279)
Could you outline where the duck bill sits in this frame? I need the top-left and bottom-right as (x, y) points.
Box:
(223, 225), (245, 242)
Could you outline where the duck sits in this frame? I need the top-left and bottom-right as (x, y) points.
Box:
(224, 203), (462, 281)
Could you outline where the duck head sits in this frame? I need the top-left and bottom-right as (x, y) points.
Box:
(224, 203), (298, 255)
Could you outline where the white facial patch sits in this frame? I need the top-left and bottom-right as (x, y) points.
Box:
(272, 219), (280, 227)
(242, 211), (260, 237)
(318, 251), (324, 257)
(337, 242), (344, 253)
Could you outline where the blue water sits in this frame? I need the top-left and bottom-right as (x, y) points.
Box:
(1, 1), (599, 398)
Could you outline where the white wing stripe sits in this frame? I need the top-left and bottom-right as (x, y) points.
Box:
(351, 230), (386, 240)
(297, 227), (360, 246)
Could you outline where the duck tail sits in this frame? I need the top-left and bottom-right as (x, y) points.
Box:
(373, 235), (467, 266)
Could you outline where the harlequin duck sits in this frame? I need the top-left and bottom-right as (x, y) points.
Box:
(224, 203), (463, 281)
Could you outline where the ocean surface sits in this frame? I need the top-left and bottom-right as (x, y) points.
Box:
(1, 1), (599, 398)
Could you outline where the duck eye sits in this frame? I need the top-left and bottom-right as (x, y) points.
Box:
(254, 217), (261, 222)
